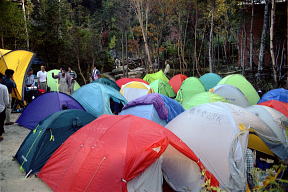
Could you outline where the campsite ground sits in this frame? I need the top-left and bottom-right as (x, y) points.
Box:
(0, 114), (51, 192)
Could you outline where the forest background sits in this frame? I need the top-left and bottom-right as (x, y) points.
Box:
(0, 0), (287, 91)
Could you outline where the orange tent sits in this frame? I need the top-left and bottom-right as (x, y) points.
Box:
(168, 74), (187, 93)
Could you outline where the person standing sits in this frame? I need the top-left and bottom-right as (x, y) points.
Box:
(0, 77), (9, 141)
(25, 69), (35, 103)
(91, 67), (100, 82)
(2, 69), (16, 125)
(52, 67), (72, 95)
(37, 66), (47, 91)
(68, 67), (77, 94)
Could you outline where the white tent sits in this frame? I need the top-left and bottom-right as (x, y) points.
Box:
(164, 103), (249, 191)
(211, 84), (249, 107)
(120, 81), (153, 102)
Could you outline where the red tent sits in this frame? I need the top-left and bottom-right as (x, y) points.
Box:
(258, 100), (288, 117)
(39, 115), (218, 192)
(169, 74), (187, 93)
(116, 78), (149, 88)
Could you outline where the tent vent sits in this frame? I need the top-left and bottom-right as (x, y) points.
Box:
(152, 146), (161, 153)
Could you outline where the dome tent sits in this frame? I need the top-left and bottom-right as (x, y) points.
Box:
(93, 77), (120, 91)
(164, 103), (250, 191)
(15, 110), (95, 174)
(120, 93), (184, 126)
(150, 79), (176, 98)
(116, 78), (149, 88)
(38, 115), (218, 192)
(168, 74), (187, 93)
(199, 73), (222, 91)
(217, 74), (260, 105)
(143, 70), (169, 84)
(175, 77), (205, 104)
(72, 83), (127, 117)
(16, 92), (84, 129)
(211, 84), (249, 107)
(120, 81), (153, 102)
(258, 88), (288, 103)
(258, 100), (288, 117)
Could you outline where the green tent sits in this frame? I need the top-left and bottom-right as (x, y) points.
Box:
(47, 69), (81, 92)
(217, 74), (259, 105)
(143, 70), (169, 84)
(182, 92), (227, 110)
(149, 79), (176, 98)
(176, 77), (205, 104)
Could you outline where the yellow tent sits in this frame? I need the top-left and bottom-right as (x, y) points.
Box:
(0, 49), (34, 100)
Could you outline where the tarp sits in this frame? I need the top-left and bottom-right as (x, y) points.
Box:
(16, 92), (84, 129)
(120, 81), (153, 102)
(93, 78), (120, 91)
(165, 103), (249, 191)
(120, 93), (184, 125)
(258, 88), (288, 103)
(168, 74), (187, 93)
(258, 100), (288, 117)
(150, 79), (175, 98)
(217, 74), (260, 105)
(47, 69), (80, 92)
(199, 73), (222, 91)
(116, 78), (149, 88)
(175, 77), (205, 104)
(211, 84), (249, 107)
(15, 110), (95, 174)
(0, 49), (34, 100)
(143, 70), (169, 84)
(72, 83), (127, 117)
(38, 115), (218, 192)
(182, 92), (227, 110)
(247, 105), (288, 160)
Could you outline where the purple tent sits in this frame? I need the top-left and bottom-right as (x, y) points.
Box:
(16, 92), (85, 129)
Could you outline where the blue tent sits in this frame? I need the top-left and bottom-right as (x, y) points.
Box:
(92, 78), (120, 91)
(120, 93), (184, 126)
(15, 109), (95, 174)
(72, 83), (127, 117)
(258, 88), (288, 103)
(199, 73), (222, 91)
(16, 92), (85, 129)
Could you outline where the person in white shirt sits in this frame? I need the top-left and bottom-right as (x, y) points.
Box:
(37, 66), (47, 91)
(0, 76), (9, 141)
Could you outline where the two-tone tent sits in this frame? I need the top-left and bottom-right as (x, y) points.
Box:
(72, 83), (127, 117)
(149, 79), (175, 98)
(182, 92), (227, 110)
(175, 77), (205, 104)
(164, 103), (249, 191)
(120, 81), (153, 102)
(258, 100), (288, 117)
(15, 110), (95, 174)
(168, 74), (187, 93)
(258, 88), (288, 103)
(211, 84), (249, 107)
(199, 73), (222, 91)
(143, 70), (169, 84)
(0, 49), (34, 100)
(116, 78), (149, 88)
(93, 78), (120, 91)
(38, 115), (218, 192)
(217, 74), (260, 105)
(120, 93), (184, 126)
(16, 92), (84, 129)
(247, 105), (288, 160)
(47, 69), (81, 92)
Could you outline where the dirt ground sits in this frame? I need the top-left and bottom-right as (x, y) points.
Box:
(0, 113), (51, 192)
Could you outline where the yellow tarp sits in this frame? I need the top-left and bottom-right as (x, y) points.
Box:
(0, 49), (34, 100)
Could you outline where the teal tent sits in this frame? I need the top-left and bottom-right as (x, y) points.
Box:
(199, 73), (222, 91)
(15, 110), (95, 174)
(72, 83), (127, 117)
(92, 78), (120, 91)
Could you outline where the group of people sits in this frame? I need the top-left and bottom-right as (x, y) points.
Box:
(0, 69), (16, 141)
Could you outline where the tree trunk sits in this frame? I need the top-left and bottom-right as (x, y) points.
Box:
(249, 0), (254, 70)
(21, 0), (29, 49)
(208, 10), (214, 73)
(1, 35), (4, 48)
(77, 56), (87, 84)
(193, 1), (198, 76)
(270, 0), (277, 86)
(258, 0), (269, 72)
